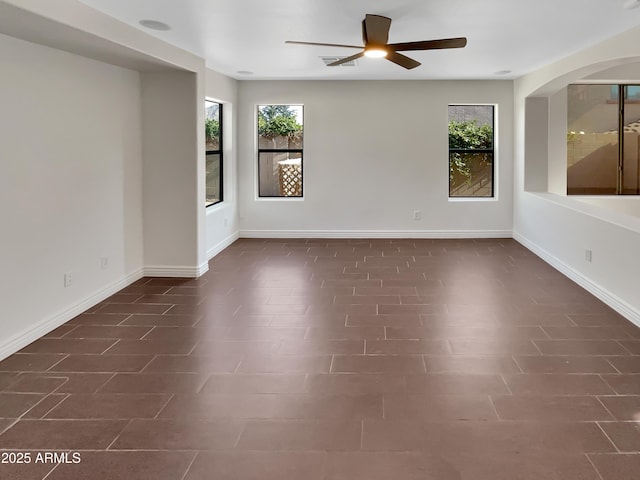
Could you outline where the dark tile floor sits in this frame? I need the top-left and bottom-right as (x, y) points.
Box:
(1, 238), (639, 479)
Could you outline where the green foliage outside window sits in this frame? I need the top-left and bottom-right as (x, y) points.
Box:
(258, 105), (302, 138)
(205, 118), (220, 143)
(448, 119), (493, 181)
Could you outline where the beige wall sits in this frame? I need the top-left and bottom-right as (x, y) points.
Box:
(0, 1), (221, 359)
(238, 80), (514, 237)
(0, 32), (144, 357)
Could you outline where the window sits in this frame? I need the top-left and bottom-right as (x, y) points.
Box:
(448, 105), (495, 198)
(257, 105), (303, 197)
(567, 84), (640, 195)
(205, 100), (223, 207)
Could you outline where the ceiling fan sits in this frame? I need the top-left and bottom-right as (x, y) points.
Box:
(286, 14), (467, 70)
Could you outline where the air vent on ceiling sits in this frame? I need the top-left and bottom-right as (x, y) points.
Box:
(320, 56), (358, 67)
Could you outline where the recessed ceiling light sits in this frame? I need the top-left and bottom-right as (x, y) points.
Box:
(236, 71), (254, 75)
(138, 19), (171, 31)
(624, 0), (640, 9)
(494, 70), (512, 75)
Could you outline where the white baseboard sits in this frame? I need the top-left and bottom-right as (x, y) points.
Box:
(514, 232), (640, 328)
(144, 264), (208, 278)
(0, 268), (144, 362)
(207, 231), (240, 260)
(239, 229), (513, 239)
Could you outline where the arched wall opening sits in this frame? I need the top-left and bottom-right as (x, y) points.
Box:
(523, 57), (640, 201)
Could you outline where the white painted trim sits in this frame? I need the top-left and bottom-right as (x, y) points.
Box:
(144, 264), (208, 278)
(0, 268), (144, 362)
(207, 231), (240, 260)
(196, 262), (209, 277)
(239, 229), (513, 239)
(514, 232), (640, 328)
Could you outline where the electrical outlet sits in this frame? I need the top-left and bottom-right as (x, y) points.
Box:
(413, 210), (422, 221)
(585, 249), (592, 262)
(100, 257), (109, 270)
(64, 272), (73, 288)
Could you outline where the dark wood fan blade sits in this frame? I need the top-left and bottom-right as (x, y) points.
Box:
(363, 14), (391, 45)
(386, 51), (421, 70)
(327, 51), (365, 66)
(285, 40), (363, 49)
(388, 37), (467, 52)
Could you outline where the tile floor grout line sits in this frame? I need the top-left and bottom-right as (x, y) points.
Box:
(138, 355), (158, 374)
(0, 417), (20, 436)
(616, 339), (634, 355)
(58, 325), (80, 339)
(28, 393), (70, 420)
(597, 373), (619, 396)
(565, 313), (579, 326)
(105, 418), (133, 451)
(499, 374), (513, 395)
(186, 341), (198, 356)
(604, 358), (622, 375)
(585, 453), (607, 480)
(488, 395), (503, 422)
(94, 372), (119, 394)
(594, 421), (621, 453)
(140, 326), (156, 340)
(232, 423), (245, 449)
(180, 451), (200, 480)
(45, 354), (70, 373)
(539, 325), (553, 340)
(232, 357), (243, 374)
(99, 339), (121, 355)
(154, 393), (175, 420)
(594, 395), (618, 422)
(530, 339), (544, 356)
(511, 355), (525, 374)
(40, 462), (61, 480)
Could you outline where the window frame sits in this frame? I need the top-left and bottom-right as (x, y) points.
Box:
(256, 104), (304, 199)
(205, 100), (223, 208)
(448, 104), (496, 199)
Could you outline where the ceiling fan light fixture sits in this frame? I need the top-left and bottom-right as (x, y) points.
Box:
(285, 14), (466, 70)
(364, 47), (388, 58)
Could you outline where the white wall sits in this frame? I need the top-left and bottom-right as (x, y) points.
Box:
(0, 2), (245, 361)
(238, 80), (514, 237)
(141, 71), (207, 276)
(0, 33), (144, 357)
(577, 197), (640, 218)
(514, 25), (640, 325)
(205, 68), (240, 258)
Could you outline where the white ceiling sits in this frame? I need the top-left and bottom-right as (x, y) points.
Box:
(77, 0), (640, 80)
